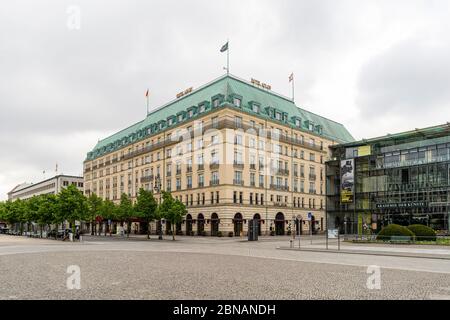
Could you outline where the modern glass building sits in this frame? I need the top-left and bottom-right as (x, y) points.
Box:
(326, 124), (450, 236)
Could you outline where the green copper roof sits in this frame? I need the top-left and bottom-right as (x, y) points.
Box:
(86, 74), (354, 160)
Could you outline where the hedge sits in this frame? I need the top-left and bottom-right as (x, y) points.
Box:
(407, 224), (437, 241)
(376, 224), (415, 241)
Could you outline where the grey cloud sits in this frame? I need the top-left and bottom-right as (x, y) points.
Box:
(1, 0), (450, 199)
(356, 39), (450, 120)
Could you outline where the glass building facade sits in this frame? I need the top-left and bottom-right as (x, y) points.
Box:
(326, 124), (450, 236)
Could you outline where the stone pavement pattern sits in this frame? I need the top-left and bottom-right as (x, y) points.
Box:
(1, 235), (450, 300)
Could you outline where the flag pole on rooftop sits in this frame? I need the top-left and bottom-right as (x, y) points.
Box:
(220, 40), (229, 75)
(289, 72), (295, 102)
(145, 89), (150, 116)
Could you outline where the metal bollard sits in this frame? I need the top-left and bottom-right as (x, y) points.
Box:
(290, 239), (293, 248)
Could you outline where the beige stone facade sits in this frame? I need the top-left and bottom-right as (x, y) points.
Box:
(84, 106), (337, 236)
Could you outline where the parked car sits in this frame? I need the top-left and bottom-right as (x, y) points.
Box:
(47, 229), (72, 238)
(0, 227), (9, 234)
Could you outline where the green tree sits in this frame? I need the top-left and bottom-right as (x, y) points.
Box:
(135, 188), (157, 239)
(157, 191), (187, 240)
(25, 196), (41, 234)
(37, 194), (58, 237)
(57, 185), (88, 234)
(0, 201), (6, 228)
(87, 193), (103, 235)
(100, 199), (116, 236)
(116, 193), (135, 237)
(12, 199), (27, 235)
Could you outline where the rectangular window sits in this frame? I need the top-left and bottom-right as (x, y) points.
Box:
(235, 116), (242, 128)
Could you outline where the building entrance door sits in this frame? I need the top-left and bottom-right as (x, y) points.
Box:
(275, 212), (285, 235)
(233, 213), (243, 236)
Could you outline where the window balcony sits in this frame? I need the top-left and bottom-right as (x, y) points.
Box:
(233, 179), (244, 186)
(198, 182), (204, 188)
(270, 184), (289, 191)
(176, 170), (182, 175)
(233, 161), (244, 169)
(309, 174), (317, 181)
(210, 180), (220, 186)
(250, 164), (256, 170)
(276, 169), (289, 176)
(187, 166), (192, 173)
(210, 163), (220, 170)
(198, 164), (204, 171)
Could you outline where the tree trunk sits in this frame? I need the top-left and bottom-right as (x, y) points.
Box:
(147, 220), (150, 240)
(91, 220), (95, 235)
(172, 223), (175, 241)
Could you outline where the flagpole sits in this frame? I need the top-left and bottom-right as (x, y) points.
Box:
(227, 39), (230, 75)
(292, 76), (295, 102)
(146, 89), (149, 116)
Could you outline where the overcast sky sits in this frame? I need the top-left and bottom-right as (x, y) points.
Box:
(1, 0), (450, 200)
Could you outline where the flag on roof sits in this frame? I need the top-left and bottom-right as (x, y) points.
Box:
(220, 42), (228, 52)
(289, 73), (294, 82)
(145, 89), (149, 97)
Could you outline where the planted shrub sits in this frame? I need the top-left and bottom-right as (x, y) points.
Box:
(376, 224), (414, 241)
(407, 224), (436, 241)
(228, 231), (234, 237)
(217, 231), (223, 237)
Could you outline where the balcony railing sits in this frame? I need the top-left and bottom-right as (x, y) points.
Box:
(176, 170), (182, 175)
(187, 166), (192, 173)
(210, 180), (220, 186)
(233, 179), (244, 186)
(250, 164), (256, 170)
(270, 184), (289, 191)
(198, 182), (204, 188)
(140, 176), (153, 183)
(210, 163), (220, 170)
(233, 161), (244, 169)
(276, 169), (290, 176)
(309, 174), (317, 181)
(198, 164), (204, 171)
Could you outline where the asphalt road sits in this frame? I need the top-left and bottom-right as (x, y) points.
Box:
(1, 235), (450, 300)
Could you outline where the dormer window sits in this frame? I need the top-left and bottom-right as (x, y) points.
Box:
(189, 110), (194, 118)
(199, 105), (205, 113)
(233, 97), (241, 107)
(168, 118), (173, 126)
(275, 112), (281, 121)
(295, 119), (301, 128)
(252, 104), (260, 113)
(213, 99), (220, 108)
(178, 114), (183, 122)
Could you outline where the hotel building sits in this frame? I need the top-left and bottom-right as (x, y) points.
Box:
(84, 74), (353, 236)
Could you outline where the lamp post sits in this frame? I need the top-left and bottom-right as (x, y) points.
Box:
(154, 176), (163, 240)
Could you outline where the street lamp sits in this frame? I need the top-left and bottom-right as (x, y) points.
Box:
(154, 176), (163, 240)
